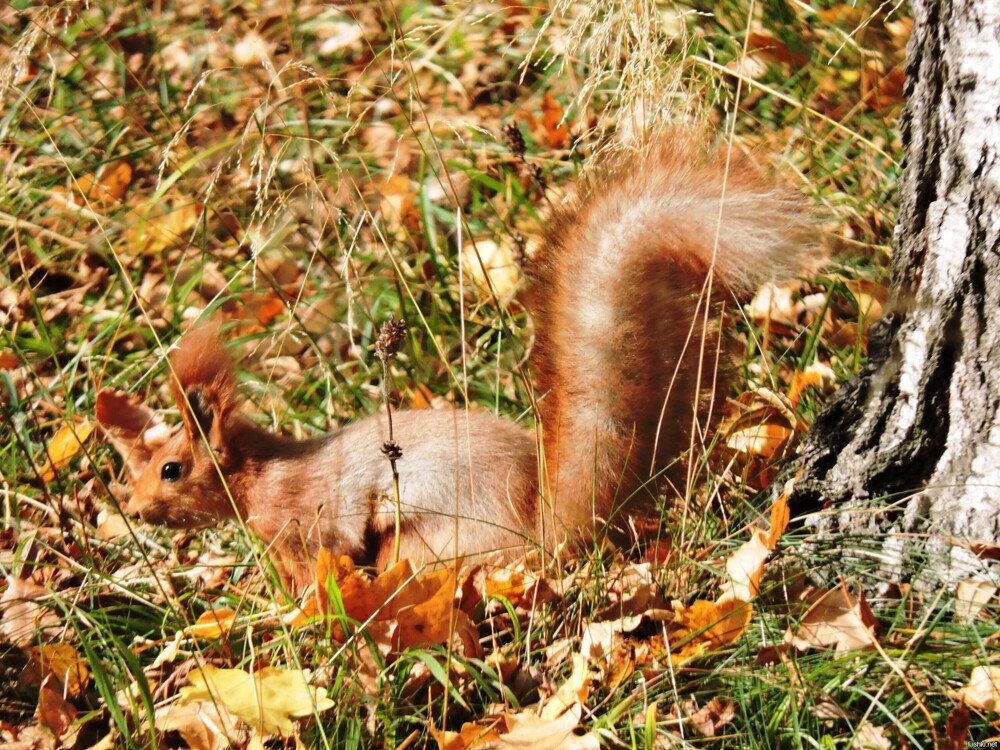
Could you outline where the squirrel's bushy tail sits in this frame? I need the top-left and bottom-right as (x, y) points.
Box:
(527, 134), (813, 545)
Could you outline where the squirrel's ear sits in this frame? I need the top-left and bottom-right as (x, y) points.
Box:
(169, 323), (238, 454)
(95, 389), (173, 481)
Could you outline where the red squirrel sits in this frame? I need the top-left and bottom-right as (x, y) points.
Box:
(96, 135), (812, 589)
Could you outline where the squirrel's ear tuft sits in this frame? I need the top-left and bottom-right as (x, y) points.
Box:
(170, 323), (237, 452)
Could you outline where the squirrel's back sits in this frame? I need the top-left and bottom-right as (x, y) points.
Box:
(528, 135), (812, 543)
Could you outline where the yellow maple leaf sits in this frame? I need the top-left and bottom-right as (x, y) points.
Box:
(178, 664), (334, 737)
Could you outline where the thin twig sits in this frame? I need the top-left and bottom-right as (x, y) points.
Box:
(376, 316), (407, 566)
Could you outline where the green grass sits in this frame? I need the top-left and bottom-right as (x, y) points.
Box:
(2, 1), (995, 748)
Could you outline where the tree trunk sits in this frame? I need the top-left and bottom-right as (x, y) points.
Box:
(792, 0), (1000, 588)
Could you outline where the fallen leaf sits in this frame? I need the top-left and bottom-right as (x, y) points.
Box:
(0, 575), (62, 647)
(38, 420), (94, 482)
(496, 703), (599, 749)
(687, 696), (736, 737)
(184, 609), (237, 640)
(944, 701), (971, 750)
(670, 597), (753, 662)
(125, 200), (199, 254)
(954, 578), (997, 625)
(22, 644), (90, 698)
(52, 161), (132, 209)
(430, 720), (502, 750)
(786, 582), (879, 652)
(318, 18), (365, 56)
(156, 700), (247, 750)
(178, 664), (334, 737)
(378, 174), (417, 233)
(394, 567), (480, 656)
(540, 654), (590, 720)
(37, 679), (78, 742)
(768, 494), (791, 550)
(952, 666), (1000, 711)
(462, 238), (521, 300)
(535, 91), (570, 150)
(851, 721), (893, 749)
(718, 530), (770, 603)
(724, 422), (793, 461)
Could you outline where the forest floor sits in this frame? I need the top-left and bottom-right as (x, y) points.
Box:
(1, 1), (995, 748)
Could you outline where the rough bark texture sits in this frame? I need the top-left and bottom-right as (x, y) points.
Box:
(792, 0), (1000, 588)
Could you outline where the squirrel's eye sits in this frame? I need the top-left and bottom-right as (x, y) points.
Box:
(161, 462), (183, 482)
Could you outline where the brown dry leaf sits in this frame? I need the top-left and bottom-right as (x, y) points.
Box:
(156, 699), (248, 750)
(687, 696), (737, 738)
(22, 644), (90, 698)
(604, 644), (635, 694)
(0, 575), (63, 647)
(842, 278), (887, 330)
(314, 553), (477, 653)
(0, 350), (20, 369)
(38, 420), (94, 482)
(126, 200), (199, 254)
(861, 61), (906, 111)
(540, 654), (590, 721)
(951, 666), (1000, 711)
(720, 388), (802, 489)
(317, 17), (366, 57)
(954, 578), (997, 625)
(36, 680), (78, 744)
(178, 664), (335, 737)
(314, 550), (378, 625)
(786, 582), (879, 652)
(580, 616), (642, 662)
(493, 704), (599, 749)
(851, 722), (893, 750)
(747, 32), (809, 68)
(944, 701), (971, 750)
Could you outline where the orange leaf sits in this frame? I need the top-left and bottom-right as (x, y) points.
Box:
(23, 644), (90, 698)
(185, 609), (237, 640)
(394, 567), (480, 655)
(788, 370), (823, 409)
(538, 91), (570, 149)
(52, 161), (132, 209)
(37, 680), (77, 740)
(670, 597), (753, 662)
(768, 494), (790, 550)
(39, 420), (94, 482)
(430, 720), (503, 750)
